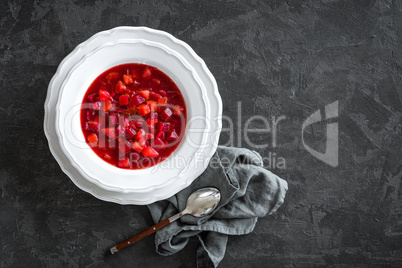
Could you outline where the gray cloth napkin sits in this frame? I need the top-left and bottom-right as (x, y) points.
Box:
(147, 146), (288, 267)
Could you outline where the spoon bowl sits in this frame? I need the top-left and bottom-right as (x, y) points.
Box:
(186, 187), (221, 217)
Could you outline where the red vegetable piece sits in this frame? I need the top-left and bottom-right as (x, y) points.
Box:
(127, 103), (137, 114)
(156, 131), (165, 140)
(109, 114), (118, 125)
(101, 128), (116, 139)
(87, 133), (98, 146)
(118, 138), (131, 153)
(149, 112), (158, 120)
(143, 67), (151, 78)
(131, 94), (146, 106)
(137, 104), (150, 116)
(154, 138), (164, 147)
(87, 121), (100, 133)
(146, 133), (154, 140)
(159, 90), (167, 97)
(173, 105), (182, 115)
(123, 117), (130, 127)
(123, 74), (133, 85)
(103, 99), (112, 112)
(106, 72), (120, 80)
(160, 108), (173, 121)
(86, 110), (95, 121)
(152, 78), (160, 85)
(135, 129), (146, 141)
(113, 107), (126, 113)
(99, 90), (112, 101)
(139, 90), (150, 100)
(104, 154), (112, 160)
(125, 128), (137, 140)
(130, 152), (140, 161)
(150, 92), (162, 100)
(167, 130), (179, 141)
(132, 141), (144, 153)
(138, 137), (146, 147)
(147, 101), (157, 112)
(92, 101), (102, 110)
(142, 146), (159, 157)
(158, 122), (170, 132)
(118, 158), (130, 168)
(147, 118), (158, 126)
(117, 125), (125, 136)
(119, 95), (130, 106)
(129, 119), (143, 129)
(87, 92), (97, 102)
(115, 80), (126, 93)
(158, 97), (167, 105)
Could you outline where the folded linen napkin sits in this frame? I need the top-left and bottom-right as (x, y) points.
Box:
(147, 146), (288, 267)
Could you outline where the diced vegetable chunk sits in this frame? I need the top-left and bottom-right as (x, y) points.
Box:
(123, 74), (133, 85)
(118, 138), (131, 153)
(132, 141), (144, 153)
(149, 112), (158, 120)
(158, 97), (167, 105)
(118, 158), (130, 168)
(99, 90), (112, 101)
(149, 92), (162, 100)
(109, 114), (118, 125)
(142, 146), (159, 157)
(127, 103), (136, 114)
(143, 67), (151, 78)
(87, 92), (97, 102)
(156, 131), (165, 140)
(160, 108), (173, 121)
(131, 94), (146, 106)
(137, 104), (150, 116)
(92, 101), (102, 110)
(139, 90), (150, 99)
(115, 80), (126, 93)
(103, 99), (112, 112)
(130, 152), (140, 161)
(106, 72), (119, 80)
(116, 125), (125, 136)
(87, 133), (98, 146)
(167, 130), (179, 141)
(101, 128), (116, 138)
(173, 105), (183, 115)
(125, 128), (137, 140)
(146, 133), (154, 140)
(129, 118), (144, 128)
(119, 95), (130, 105)
(135, 129), (146, 141)
(158, 122), (170, 132)
(154, 138), (164, 147)
(147, 101), (157, 111)
(87, 121), (100, 133)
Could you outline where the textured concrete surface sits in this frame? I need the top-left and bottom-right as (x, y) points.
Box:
(1, 0), (402, 267)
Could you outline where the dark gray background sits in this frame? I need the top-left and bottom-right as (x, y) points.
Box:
(1, 0), (401, 267)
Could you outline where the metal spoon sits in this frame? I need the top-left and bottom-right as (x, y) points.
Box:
(110, 187), (221, 254)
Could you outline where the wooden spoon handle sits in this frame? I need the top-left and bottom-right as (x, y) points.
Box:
(110, 217), (171, 254)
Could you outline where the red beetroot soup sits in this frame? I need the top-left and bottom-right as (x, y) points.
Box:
(80, 63), (187, 169)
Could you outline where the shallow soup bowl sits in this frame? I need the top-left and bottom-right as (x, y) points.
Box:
(56, 39), (211, 193)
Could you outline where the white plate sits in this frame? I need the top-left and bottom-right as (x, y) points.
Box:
(44, 27), (222, 204)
